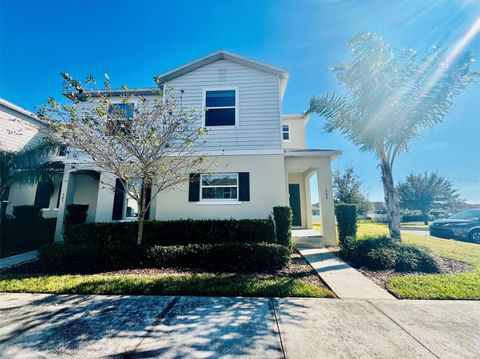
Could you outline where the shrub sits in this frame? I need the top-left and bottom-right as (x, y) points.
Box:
(1, 217), (55, 257)
(39, 243), (146, 273)
(395, 245), (439, 273)
(65, 204), (89, 226)
(64, 219), (276, 246)
(39, 241), (289, 273)
(335, 203), (357, 247)
(13, 205), (42, 221)
(273, 206), (292, 250)
(340, 235), (439, 273)
(148, 242), (289, 271)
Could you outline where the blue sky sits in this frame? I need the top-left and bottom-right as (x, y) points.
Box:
(1, 0), (479, 202)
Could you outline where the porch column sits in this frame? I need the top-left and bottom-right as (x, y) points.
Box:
(317, 160), (337, 246)
(304, 172), (314, 229)
(54, 168), (76, 242)
(94, 172), (116, 222)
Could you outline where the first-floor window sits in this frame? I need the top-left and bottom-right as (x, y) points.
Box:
(125, 191), (139, 218)
(112, 178), (152, 221)
(200, 173), (238, 201)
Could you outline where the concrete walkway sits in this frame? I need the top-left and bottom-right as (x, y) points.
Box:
(0, 250), (38, 270)
(296, 244), (395, 299)
(0, 293), (478, 358)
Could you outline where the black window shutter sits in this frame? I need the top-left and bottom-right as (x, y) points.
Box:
(112, 179), (125, 220)
(34, 181), (54, 208)
(188, 173), (200, 202)
(238, 172), (250, 201)
(143, 184), (152, 220)
(56, 181), (62, 209)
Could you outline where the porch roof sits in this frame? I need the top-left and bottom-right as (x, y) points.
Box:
(285, 149), (342, 160)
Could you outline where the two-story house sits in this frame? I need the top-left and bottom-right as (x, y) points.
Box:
(53, 51), (341, 245)
(0, 98), (64, 219)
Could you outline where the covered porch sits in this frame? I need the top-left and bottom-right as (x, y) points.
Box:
(285, 149), (341, 247)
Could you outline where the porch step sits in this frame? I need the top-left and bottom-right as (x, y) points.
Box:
(292, 229), (325, 249)
(294, 237), (325, 249)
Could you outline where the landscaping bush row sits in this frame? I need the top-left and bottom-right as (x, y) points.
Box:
(340, 235), (439, 273)
(39, 241), (290, 273)
(1, 205), (56, 257)
(64, 218), (276, 246)
(335, 203), (358, 246)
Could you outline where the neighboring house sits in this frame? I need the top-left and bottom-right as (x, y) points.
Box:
(0, 98), (65, 219)
(53, 51), (342, 245)
(311, 202), (320, 222)
(367, 201), (388, 222)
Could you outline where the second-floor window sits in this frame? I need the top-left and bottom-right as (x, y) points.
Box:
(282, 124), (290, 141)
(107, 103), (134, 135)
(204, 89), (237, 127)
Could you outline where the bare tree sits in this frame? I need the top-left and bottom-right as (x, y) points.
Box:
(40, 74), (210, 244)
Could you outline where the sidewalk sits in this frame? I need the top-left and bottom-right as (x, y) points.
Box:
(0, 293), (478, 358)
(0, 250), (38, 270)
(296, 243), (395, 299)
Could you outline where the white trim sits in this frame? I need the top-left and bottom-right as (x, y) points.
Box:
(199, 172), (239, 202)
(202, 87), (239, 129)
(154, 50), (289, 85)
(284, 149), (343, 159)
(196, 201), (242, 206)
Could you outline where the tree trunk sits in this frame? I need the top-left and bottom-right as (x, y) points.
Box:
(380, 160), (402, 240)
(136, 182), (147, 245)
(422, 212), (429, 226)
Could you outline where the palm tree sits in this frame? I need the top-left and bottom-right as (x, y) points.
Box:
(0, 139), (62, 202)
(308, 32), (478, 240)
(0, 139), (63, 255)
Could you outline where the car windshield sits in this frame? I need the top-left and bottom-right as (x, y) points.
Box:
(450, 210), (480, 219)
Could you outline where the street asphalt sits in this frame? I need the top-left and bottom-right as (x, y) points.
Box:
(0, 293), (479, 358)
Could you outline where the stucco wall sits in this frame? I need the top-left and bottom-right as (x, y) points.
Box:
(154, 154), (287, 220)
(282, 116), (307, 150)
(71, 174), (100, 223)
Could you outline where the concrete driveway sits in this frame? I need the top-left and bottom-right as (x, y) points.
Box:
(0, 293), (478, 358)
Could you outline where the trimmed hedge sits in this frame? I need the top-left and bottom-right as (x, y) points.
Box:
(335, 203), (357, 247)
(273, 206), (292, 251)
(340, 235), (439, 273)
(1, 215), (56, 257)
(39, 242), (290, 273)
(13, 205), (42, 221)
(65, 204), (89, 226)
(64, 219), (276, 246)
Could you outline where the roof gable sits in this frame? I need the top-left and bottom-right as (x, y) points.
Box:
(154, 50), (289, 84)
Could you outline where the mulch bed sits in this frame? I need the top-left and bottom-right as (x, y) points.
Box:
(0, 250), (329, 290)
(356, 256), (473, 290)
(99, 251), (327, 288)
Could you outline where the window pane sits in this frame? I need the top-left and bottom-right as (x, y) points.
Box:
(283, 132), (289, 140)
(206, 90), (235, 107)
(125, 195), (138, 218)
(202, 174), (237, 186)
(202, 187), (237, 199)
(108, 103), (134, 119)
(282, 125), (289, 132)
(205, 108), (236, 126)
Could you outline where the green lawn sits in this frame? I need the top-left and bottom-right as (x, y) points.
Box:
(0, 273), (334, 298)
(357, 221), (480, 300)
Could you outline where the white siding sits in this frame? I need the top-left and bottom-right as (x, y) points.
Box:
(0, 105), (43, 152)
(166, 59), (282, 152)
